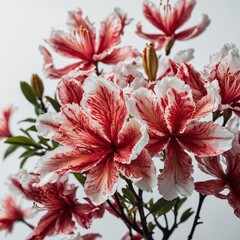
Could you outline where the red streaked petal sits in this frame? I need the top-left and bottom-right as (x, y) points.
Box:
(130, 87), (169, 136)
(175, 14), (210, 40)
(60, 103), (110, 148)
(178, 121), (233, 156)
(155, 77), (195, 134)
(94, 46), (134, 64)
(116, 149), (157, 191)
(84, 159), (120, 205)
(195, 180), (227, 199)
(142, 0), (167, 33)
(57, 78), (83, 105)
(158, 139), (194, 200)
(0, 106), (12, 138)
(196, 156), (225, 179)
(113, 8), (133, 35)
(67, 8), (96, 38)
(97, 14), (121, 53)
(81, 77), (128, 142)
(39, 45), (89, 79)
(46, 30), (85, 59)
(115, 119), (148, 164)
(36, 146), (103, 175)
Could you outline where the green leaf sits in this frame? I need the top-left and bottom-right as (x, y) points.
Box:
(18, 118), (36, 124)
(176, 197), (187, 210)
(20, 82), (38, 105)
(180, 208), (194, 223)
(5, 136), (41, 148)
(26, 125), (37, 132)
(19, 149), (37, 159)
(45, 96), (61, 112)
(74, 173), (86, 185)
(3, 145), (19, 160)
(20, 157), (28, 168)
(122, 188), (136, 205)
(150, 198), (177, 216)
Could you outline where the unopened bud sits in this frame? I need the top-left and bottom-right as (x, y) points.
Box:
(142, 43), (158, 81)
(31, 74), (44, 100)
(165, 38), (174, 56)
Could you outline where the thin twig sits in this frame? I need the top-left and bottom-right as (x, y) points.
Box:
(21, 219), (34, 229)
(188, 194), (206, 240)
(107, 198), (143, 235)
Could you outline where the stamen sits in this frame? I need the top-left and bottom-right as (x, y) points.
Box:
(160, 0), (172, 12)
(74, 25), (89, 37)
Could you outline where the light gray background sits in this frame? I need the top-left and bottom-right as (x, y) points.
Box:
(0, 0), (239, 239)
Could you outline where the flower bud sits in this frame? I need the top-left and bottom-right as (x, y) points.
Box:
(31, 74), (44, 100)
(142, 43), (158, 81)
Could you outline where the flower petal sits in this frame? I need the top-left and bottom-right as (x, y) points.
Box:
(158, 139), (194, 200)
(39, 45), (88, 79)
(195, 180), (227, 198)
(84, 159), (120, 205)
(116, 149), (157, 191)
(175, 14), (210, 40)
(97, 14), (121, 53)
(0, 106), (12, 138)
(57, 78), (84, 105)
(115, 119), (148, 164)
(142, 0), (168, 33)
(36, 146), (103, 175)
(81, 77), (128, 142)
(94, 46), (134, 64)
(155, 77), (195, 134)
(178, 121), (233, 156)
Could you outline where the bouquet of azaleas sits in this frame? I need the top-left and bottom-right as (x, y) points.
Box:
(0, 0), (239, 239)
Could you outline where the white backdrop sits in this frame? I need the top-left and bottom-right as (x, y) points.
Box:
(0, 0), (239, 239)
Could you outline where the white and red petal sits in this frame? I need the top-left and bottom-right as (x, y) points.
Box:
(175, 14), (210, 40)
(116, 149), (157, 191)
(113, 8), (133, 35)
(130, 87), (169, 136)
(158, 139), (194, 200)
(195, 180), (227, 198)
(155, 77), (195, 134)
(178, 121), (233, 156)
(115, 119), (148, 164)
(39, 45), (89, 79)
(142, 0), (168, 33)
(94, 46), (133, 64)
(57, 78), (83, 105)
(36, 146), (103, 175)
(97, 15), (121, 53)
(46, 30), (86, 59)
(60, 103), (110, 147)
(193, 81), (221, 119)
(81, 77), (128, 141)
(36, 112), (62, 139)
(84, 159), (120, 205)
(196, 156), (225, 179)
(226, 118), (240, 155)
(0, 106), (12, 138)
(67, 8), (96, 38)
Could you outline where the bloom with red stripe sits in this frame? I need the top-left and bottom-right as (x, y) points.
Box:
(36, 76), (157, 204)
(136, 0), (210, 51)
(130, 77), (233, 200)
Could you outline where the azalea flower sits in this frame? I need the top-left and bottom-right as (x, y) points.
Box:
(40, 8), (135, 79)
(11, 171), (104, 239)
(0, 195), (31, 233)
(204, 43), (240, 115)
(195, 152), (240, 218)
(36, 76), (157, 204)
(136, 0), (210, 51)
(130, 77), (233, 200)
(0, 106), (13, 139)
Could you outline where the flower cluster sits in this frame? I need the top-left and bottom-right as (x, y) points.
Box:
(0, 1), (240, 240)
